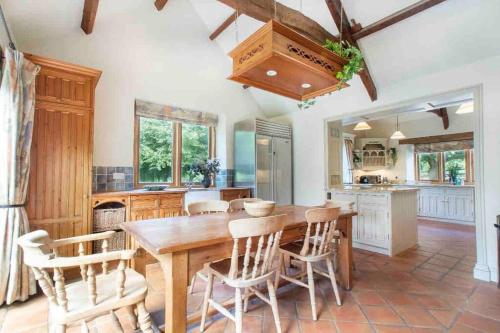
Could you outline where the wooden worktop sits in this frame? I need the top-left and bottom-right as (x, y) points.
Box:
(91, 187), (251, 198)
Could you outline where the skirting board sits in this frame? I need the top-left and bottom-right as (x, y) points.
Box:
(353, 242), (390, 256)
(418, 216), (475, 226)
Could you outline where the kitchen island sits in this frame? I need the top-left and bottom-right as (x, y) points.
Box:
(329, 186), (419, 256)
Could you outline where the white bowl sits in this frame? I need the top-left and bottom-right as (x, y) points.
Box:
(244, 201), (276, 217)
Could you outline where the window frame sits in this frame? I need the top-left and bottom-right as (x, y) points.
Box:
(134, 115), (216, 188)
(414, 149), (474, 183)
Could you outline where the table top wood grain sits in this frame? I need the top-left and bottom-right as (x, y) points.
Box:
(121, 205), (356, 255)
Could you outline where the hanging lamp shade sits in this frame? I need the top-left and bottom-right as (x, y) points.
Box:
(228, 20), (349, 101)
(353, 121), (371, 131)
(390, 116), (406, 139)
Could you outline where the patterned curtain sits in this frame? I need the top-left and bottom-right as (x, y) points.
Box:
(0, 48), (40, 304)
(344, 138), (354, 183)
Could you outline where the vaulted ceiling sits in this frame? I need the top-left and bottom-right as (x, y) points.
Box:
(3, 0), (500, 118)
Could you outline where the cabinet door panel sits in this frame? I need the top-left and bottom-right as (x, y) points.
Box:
(445, 188), (475, 222)
(418, 188), (446, 218)
(36, 68), (92, 108)
(27, 107), (91, 256)
(357, 194), (388, 248)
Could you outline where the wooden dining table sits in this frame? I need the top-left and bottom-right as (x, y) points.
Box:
(121, 205), (356, 333)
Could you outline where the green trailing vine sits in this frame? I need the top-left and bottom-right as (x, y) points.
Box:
(297, 40), (364, 110)
(323, 39), (364, 87)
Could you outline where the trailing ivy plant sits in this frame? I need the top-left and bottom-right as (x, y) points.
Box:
(323, 39), (364, 88)
(297, 40), (364, 110)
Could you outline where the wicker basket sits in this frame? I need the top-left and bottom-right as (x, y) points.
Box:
(93, 231), (126, 253)
(93, 207), (126, 232)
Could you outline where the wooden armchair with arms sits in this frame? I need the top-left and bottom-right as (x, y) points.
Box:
(17, 230), (153, 333)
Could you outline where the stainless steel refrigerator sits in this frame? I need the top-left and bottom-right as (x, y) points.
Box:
(234, 119), (293, 205)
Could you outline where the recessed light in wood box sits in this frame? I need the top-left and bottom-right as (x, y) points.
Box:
(228, 20), (349, 101)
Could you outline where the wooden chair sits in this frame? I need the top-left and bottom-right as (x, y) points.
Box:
(228, 197), (262, 212)
(187, 200), (230, 216)
(17, 230), (153, 333)
(275, 207), (342, 321)
(200, 214), (286, 333)
(187, 200), (230, 294)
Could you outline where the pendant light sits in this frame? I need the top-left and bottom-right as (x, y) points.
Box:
(353, 121), (371, 131)
(390, 116), (406, 140)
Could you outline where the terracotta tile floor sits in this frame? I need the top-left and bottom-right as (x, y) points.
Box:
(2, 219), (499, 333)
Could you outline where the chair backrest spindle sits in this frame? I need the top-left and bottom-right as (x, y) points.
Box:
(187, 200), (229, 216)
(300, 207), (340, 258)
(227, 214), (286, 282)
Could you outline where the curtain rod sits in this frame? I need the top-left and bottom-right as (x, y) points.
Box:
(0, 4), (15, 50)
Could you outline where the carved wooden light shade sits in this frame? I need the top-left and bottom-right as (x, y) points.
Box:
(228, 20), (349, 101)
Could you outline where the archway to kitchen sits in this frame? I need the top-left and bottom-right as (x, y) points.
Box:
(324, 85), (488, 284)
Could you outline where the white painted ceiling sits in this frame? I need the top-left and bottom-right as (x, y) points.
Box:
(3, 0), (500, 118)
(190, 0), (500, 116)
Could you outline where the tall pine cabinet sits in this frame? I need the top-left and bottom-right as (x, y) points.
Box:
(25, 54), (101, 256)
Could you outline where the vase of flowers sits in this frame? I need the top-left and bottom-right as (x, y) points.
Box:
(189, 158), (221, 188)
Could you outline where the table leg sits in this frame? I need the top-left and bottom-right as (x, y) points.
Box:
(156, 251), (188, 333)
(132, 247), (147, 277)
(337, 216), (353, 290)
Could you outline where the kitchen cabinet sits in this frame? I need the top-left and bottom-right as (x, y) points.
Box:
(329, 188), (418, 256)
(219, 188), (251, 202)
(418, 186), (474, 223)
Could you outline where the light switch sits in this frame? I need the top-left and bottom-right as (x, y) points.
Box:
(113, 172), (125, 180)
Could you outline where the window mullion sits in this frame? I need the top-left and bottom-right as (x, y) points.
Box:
(173, 123), (182, 187)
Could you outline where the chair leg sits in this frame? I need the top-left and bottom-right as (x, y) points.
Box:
(234, 288), (243, 333)
(200, 272), (215, 332)
(189, 273), (197, 294)
(136, 301), (154, 333)
(126, 305), (138, 329)
(110, 310), (125, 333)
(326, 258), (342, 306)
(274, 253), (283, 289)
(80, 321), (89, 333)
(306, 262), (318, 321)
(267, 279), (282, 333)
(243, 287), (249, 313)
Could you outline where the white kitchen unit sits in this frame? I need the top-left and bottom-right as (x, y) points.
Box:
(328, 187), (419, 256)
(418, 186), (474, 224)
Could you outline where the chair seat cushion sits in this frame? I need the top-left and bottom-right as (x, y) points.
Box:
(54, 268), (148, 323)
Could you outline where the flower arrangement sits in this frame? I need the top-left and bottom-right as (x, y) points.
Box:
(188, 158), (221, 188)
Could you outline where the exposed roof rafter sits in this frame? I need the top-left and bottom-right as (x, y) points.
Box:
(154, 0), (168, 11)
(352, 0), (448, 40)
(325, 0), (378, 101)
(210, 11), (237, 40)
(81, 0), (99, 34)
(427, 107), (449, 129)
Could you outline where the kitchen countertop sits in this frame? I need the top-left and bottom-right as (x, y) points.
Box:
(347, 182), (475, 188)
(331, 186), (419, 193)
(92, 187), (251, 197)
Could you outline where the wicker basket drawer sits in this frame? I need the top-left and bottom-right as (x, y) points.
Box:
(93, 207), (126, 232)
(93, 231), (126, 253)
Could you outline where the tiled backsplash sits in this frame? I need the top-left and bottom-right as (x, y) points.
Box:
(216, 169), (234, 188)
(92, 166), (133, 193)
(93, 167), (234, 192)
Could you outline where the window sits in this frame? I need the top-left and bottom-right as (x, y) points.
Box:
(444, 150), (466, 182)
(181, 123), (209, 183)
(417, 152), (439, 181)
(415, 149), (474, 183)
(138, 117), (174, 183)
(135, 116), (215, 187)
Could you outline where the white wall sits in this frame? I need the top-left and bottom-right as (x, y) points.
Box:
(345, 108), (474, 181)
(4, 0), (263, 168)
(280, 54), (500, 282)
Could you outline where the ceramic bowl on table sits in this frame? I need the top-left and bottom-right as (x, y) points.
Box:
(244, 201), (276, 217)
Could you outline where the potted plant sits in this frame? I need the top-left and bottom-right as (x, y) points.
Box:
(447, 161), (461, 185)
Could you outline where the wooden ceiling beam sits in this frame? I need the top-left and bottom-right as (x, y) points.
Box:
(351, 0), (447, 40)
(325, 0), (377, 101)
(218, 0), (338, 45)
(81, 0), (99, 34)
(399, 131), (472, 145)
(210, 11), (237, 40)
(154, 0), (169, 11)
(427, 107), (449, 129)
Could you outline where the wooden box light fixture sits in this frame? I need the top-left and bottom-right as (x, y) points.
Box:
(228, 20), (349, 101)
